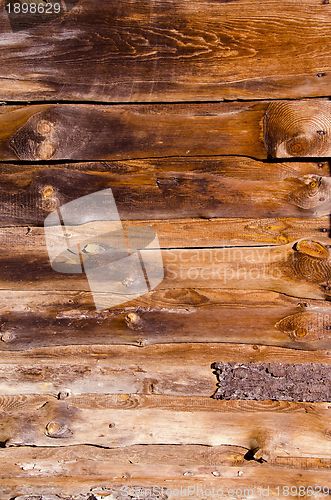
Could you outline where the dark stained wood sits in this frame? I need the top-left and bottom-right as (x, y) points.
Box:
(0, 344), (330, 397)
(0, 101), (330, 160)
(0, 394), (330, 458)
(0, 159), (329, 225)
(0, 0), (330, 102)
(1, 289), (330, 351)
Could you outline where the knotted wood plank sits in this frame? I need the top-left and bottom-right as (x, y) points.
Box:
(1, 445), (331, 498)
(0, 290), (330, 351)
(0, 159), (329, 225)
(0, 0), (330, 102)
(0, 239), (330, 300)
(0, 217), (330, 249)
(0, 344), (329, 396)
(0, 394), (330, 459)
(0, 101), (330, 160)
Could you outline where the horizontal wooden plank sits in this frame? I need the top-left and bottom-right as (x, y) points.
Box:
(0, 344), (330, 396)
(0, 159), (329, 225)
(0, 290), (330, 351)
(0, 395), (330, 459)
(1, 445), (331, 499)
(0, 0), (330, 102)
(0, 101), (330, 160)
(1, 217), (330, 249)
(1, 239), (331, 300)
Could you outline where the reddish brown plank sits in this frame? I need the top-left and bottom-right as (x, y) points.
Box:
(0, 101), (330, 160)
(0, 0), (330, 102)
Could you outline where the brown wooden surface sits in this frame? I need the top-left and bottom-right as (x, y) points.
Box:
(1, 446), (331, 499)
(0, 159), (329, 225)
(0, 217), (330, 248)
(0, 394), (330, 457)
(1, 238), (330, 300)
(0, 0), (330, 102)
(0, 101), (330, 160)
(0, 344), (330, 397)
(1, 1), (331, 496)
(0, 290), (330, 351)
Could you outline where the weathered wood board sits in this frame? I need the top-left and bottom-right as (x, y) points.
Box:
(1, 446), (331, 499)
(0, 394), (330, 458)
(0, 101), (330, 160)
(0, 0), (330, 497)
(0, 344), (330, 396)
(0, 290), (330, 351)
(0, 159), (329, 224)
(0, 0), (330, 102)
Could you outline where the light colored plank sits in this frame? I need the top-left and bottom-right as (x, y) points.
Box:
(0, 344), (330, 396)
(1, 445), (331, 499)
(0, 395), (330, 460)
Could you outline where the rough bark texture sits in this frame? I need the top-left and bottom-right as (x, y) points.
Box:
(212, 362), (331, 402)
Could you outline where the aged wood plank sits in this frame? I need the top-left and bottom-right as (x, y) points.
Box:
(0, 394), (330, 459)
(0, 217), (330, 249)
(0, 159), (329, 225)
(0, 290), (331, 351)
(1, 239), (331, 300)
(0, 101), (330, 160)
(1, 445), (331, 499)
(0, 0), (330, 102)
(0, 344), (330, 396)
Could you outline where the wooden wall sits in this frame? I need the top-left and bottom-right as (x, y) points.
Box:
(0, 0), (330, 498)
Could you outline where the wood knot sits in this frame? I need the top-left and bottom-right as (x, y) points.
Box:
(276, 311), (329, 341)
(45, 421), (72, 438)
(57, 390), (71, 400)
(264, 101), (331, 158)
(125, 312), (143, 330)
(9, 109), (59, 160)
(0, 330), (16, 343)
(286, 240), (331, 298)
(294, 239), (329, 260)
(288, 175), (331, 215)
(39, 185), (59, 211)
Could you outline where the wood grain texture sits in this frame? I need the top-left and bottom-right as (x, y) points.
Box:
(1, 217), (330, 249)
(0, 290), (331, 351)
(0, 344), (330, 397)
(0, 394), (330, 459)
(1, 446), (331, 499)
(0, 101), (330, 160)
(0, 159), (329, 225)
(0, 0), (330, 102)
(1, 238), (331, 300)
